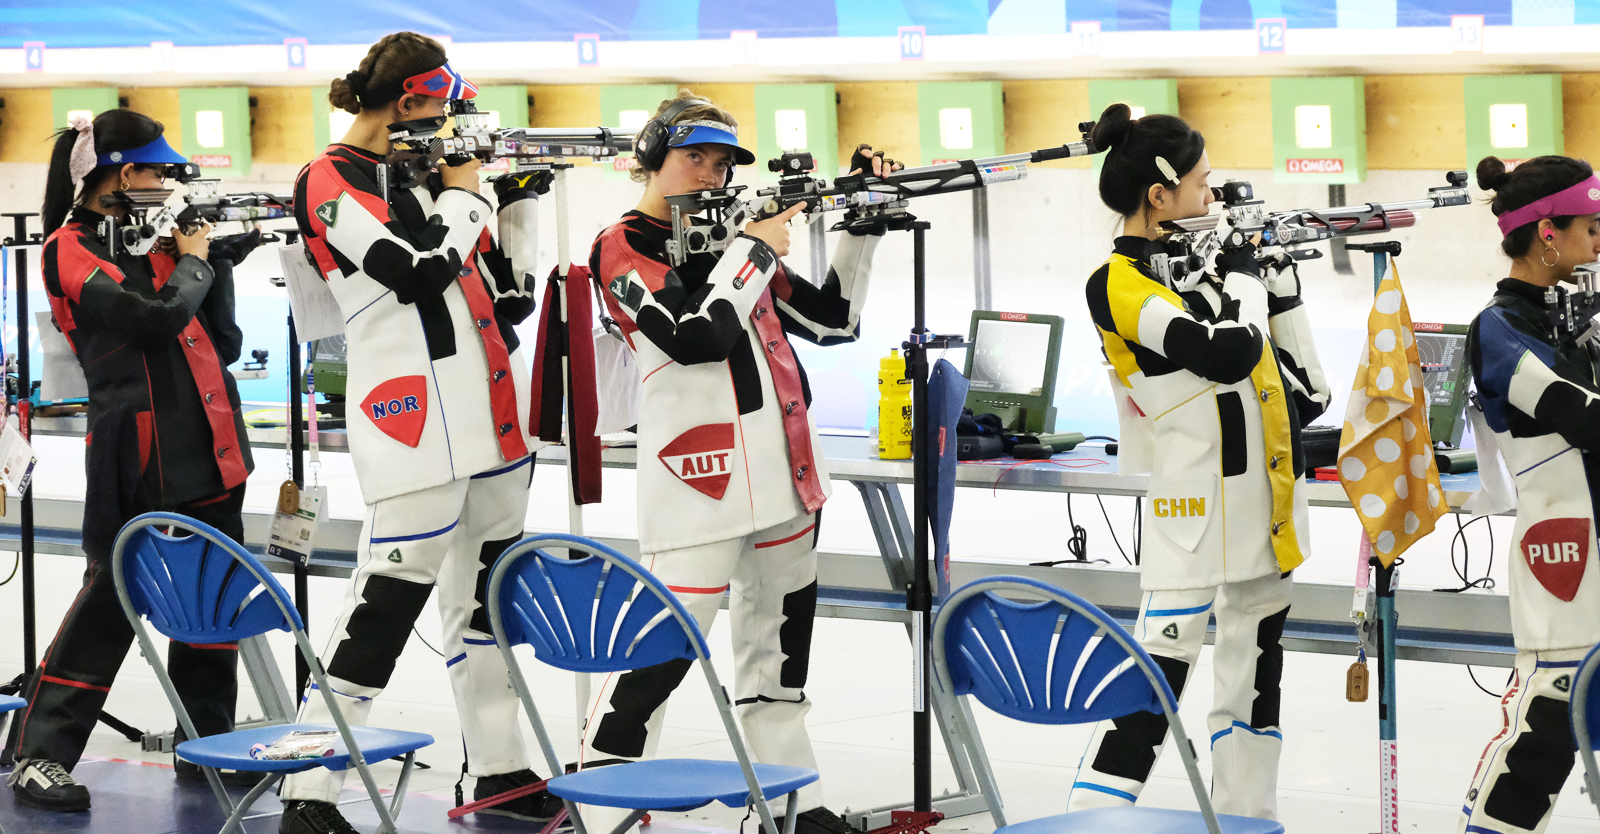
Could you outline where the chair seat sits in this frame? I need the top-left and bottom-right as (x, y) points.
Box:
(548, 759), (819, 812)
(998, 808), (1284, 834)
(176, 723), (433, 773)
(0, 695), (23, 715)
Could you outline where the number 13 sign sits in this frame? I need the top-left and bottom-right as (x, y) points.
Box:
(1256, 18), (1286, 54)
(1452, 15), (1484, 52)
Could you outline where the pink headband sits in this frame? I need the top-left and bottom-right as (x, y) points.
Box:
(67, 114), (97, 185)
(1496, 175), (1600, 236)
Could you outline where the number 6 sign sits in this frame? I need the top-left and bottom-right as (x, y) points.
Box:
(1256, 18), (1286, 54)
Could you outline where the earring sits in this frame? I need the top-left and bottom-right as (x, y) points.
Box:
(1542, 241), (1561, 267)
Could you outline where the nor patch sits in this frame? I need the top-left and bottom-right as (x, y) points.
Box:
(658, 423), (737, 500)
(1520, 517), (1590, 602)
(362, 375), (428, 448)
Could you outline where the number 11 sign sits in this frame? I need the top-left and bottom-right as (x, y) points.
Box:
(1257, 18), (1286, 54)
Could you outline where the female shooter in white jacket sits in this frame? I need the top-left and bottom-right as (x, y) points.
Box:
(1068, 103), (1330, 821)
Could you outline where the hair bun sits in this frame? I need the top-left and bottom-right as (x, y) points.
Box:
(1089, 103), (1136, 153)
(344, 70), (369, 95)
(1476, 156), (1510, 192)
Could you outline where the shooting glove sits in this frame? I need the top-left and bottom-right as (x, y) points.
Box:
(208, 229), (264, 267)
(849, 144), (900, 177)
(1259, 252), (1303, 302)
(493, 170), (554, 209)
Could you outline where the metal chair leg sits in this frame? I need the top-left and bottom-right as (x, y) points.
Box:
(217, 773), (285, 834)
(782, 790), (801, 834)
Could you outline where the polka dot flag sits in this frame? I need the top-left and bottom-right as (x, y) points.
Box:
(1337, 258), (1448, 567)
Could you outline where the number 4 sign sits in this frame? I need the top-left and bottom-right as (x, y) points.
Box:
(1452, 15), (1484, 52)
(1256, 18), (1286, 54)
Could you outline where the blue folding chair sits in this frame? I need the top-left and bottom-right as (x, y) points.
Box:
(0, 693), (22, 834)
(487, 533), (817, 834)
(111, 511), (433, 834)
(932, 576), (1284, 834)
(1571, 642), (1600, 818)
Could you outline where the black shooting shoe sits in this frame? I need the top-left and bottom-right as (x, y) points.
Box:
(8, 758), (91, 811)
(174, 757), (266, 787)
(768, 806), (868, 834)
(473, 768), (565, 821)
(279, 799), (359, 834)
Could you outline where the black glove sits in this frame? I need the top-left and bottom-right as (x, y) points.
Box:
(493, 170), (555, 209)
(1213, 241), (1261, 279)
(849, 144), (900, 177)
(208, 229), (263, 266)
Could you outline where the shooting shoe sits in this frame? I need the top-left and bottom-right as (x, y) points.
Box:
(766, 806), (867, 834)
(8, 758), (90, 811)
(473, 767), (565, 821)
(279, 800), (358, 834)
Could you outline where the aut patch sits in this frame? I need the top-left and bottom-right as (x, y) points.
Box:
(362, 375), (428, 448)
(658, 423), (737, 500)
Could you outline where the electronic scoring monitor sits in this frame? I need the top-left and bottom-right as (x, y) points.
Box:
(961, 311), (1064, 434)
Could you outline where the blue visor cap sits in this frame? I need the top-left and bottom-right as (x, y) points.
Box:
(97, 134), (188, 168)
(667, 121), (756, 166)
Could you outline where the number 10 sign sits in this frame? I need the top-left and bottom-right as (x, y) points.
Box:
(1256, 18), (1286, 54)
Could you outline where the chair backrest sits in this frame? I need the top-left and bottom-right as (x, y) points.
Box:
(489, 534), (704, 673)
(113, 511), (302, 645)
(933, 576), (1174, 725)
(1573, 643), (1600, 751)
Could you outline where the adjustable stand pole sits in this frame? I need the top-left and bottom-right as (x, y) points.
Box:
(1348, 241), (1403, 834)
(2, 213), (39, 674)
(1373, 555), (1399, 834)
(288, 318), (309, 698)
(905, 220), (934, 814)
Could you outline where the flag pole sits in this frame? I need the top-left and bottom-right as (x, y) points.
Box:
(1348, 240), (1404, 834)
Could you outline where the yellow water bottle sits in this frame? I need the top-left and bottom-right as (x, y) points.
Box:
(878, 349), (912, 460)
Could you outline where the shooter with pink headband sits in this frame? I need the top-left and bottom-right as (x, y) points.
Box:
(1460, 154), (1600, 834)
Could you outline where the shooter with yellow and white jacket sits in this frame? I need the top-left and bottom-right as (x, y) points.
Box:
(1069, 104), (1329, 822)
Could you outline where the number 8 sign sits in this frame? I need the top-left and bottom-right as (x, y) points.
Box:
(1256, 18), (1286, 54)
(575, 33), (600, 67)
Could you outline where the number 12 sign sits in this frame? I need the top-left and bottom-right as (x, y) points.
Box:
(1256, 18), (1287, 54)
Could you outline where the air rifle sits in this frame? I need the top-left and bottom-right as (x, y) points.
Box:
(662, 122), (1102, 267)
(384, 99), (636, 191)
(97, 166), (293, 258)
(1147, 170), (1471, 286)
(1550, 263), (1600, 347)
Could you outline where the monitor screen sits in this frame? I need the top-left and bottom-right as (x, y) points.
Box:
(968, 319), (1053, 396)
(1414, 324), (1470, 447)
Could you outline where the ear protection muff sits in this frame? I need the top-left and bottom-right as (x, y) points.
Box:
(633, 97), (737, 186)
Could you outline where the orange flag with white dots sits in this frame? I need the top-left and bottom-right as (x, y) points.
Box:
(1336, 258), (1448, 567)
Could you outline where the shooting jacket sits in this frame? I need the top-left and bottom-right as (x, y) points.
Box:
(1088, 236), (1330, 590)
(43, 206), (254, 507)
(590, 211), (881, 553)
(1469, 278), (1600, 651)
(294, 144), (538, 503)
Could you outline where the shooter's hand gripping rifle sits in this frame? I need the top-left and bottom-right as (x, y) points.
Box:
(385, 99), (637, 191)
(663, 122), (1103, 267)
(1148, 170), (1471, 286)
